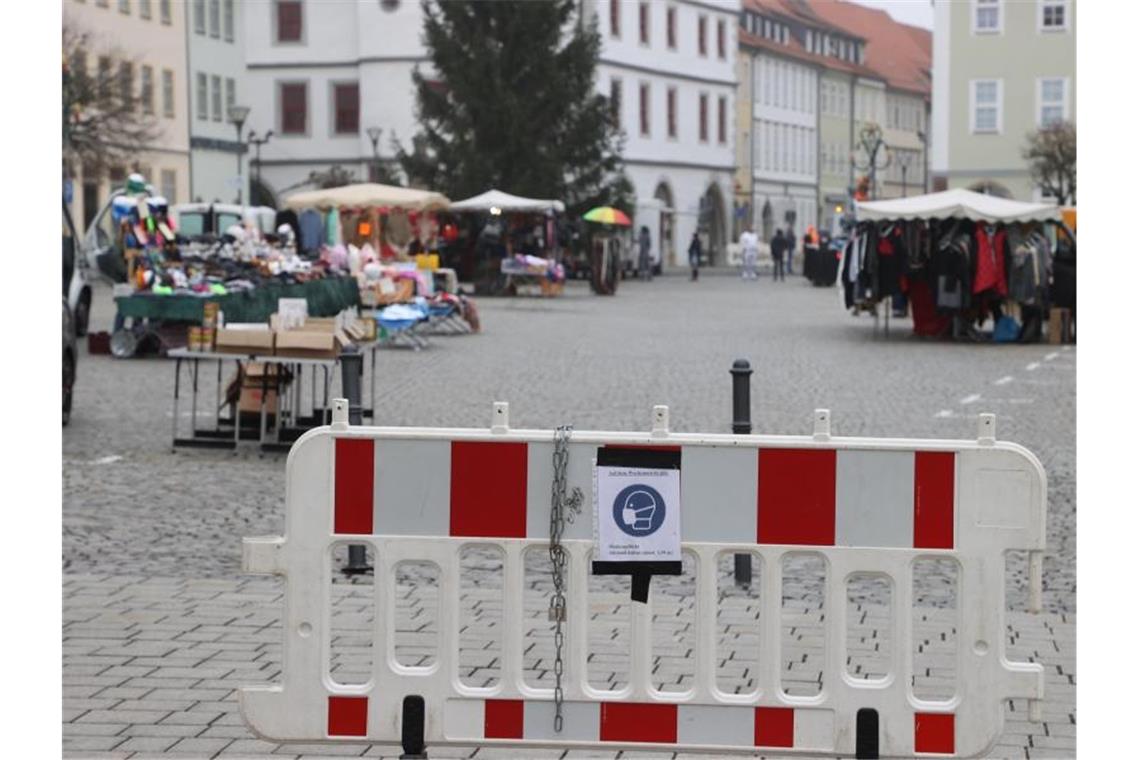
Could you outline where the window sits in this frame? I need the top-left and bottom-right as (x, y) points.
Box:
(224, 0), (234, 41)
(162, 69), (174, 117)
(973, 0), (1001, 33)
(193, 0), (205, 33)
(160, 169), (176, 203)
(196, 72), (208, 120)
(1040, 0), (1068, 31)
(160, 0), (171, 24)
(225, 77), (235, 116)
(971, 79), (1001, 132)
(209, 0), (220, 38)
(280, 82), (308, 134)
(639, 3), (648, 45)
(211, 75), (222, 121)
(610, 0), (620, 38)
(699, 93), (708, 142)
(1039, 77), (1067, 125)
(119, 62), (133, 106)
(666, 6), (676, 49)
(666, 87), (677, 138)
(639, 82), (649, 136)
(610, 78), (621, 126)
(118, 0), (129, 14)
(717, 95), (726, 144)
(717, 19), (726, 59)
(140, 65), (153, 114)
(277, 0), (303, 43)
(333, 82), (360, 134)
(139, 0), (150, 19)
(698, 15), (707, 56)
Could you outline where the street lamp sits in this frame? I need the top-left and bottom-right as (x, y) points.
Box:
(366, 126), (383, 182)
(917, 129), (928, 194)
(227, 104), (250, 209)
(850, 122), (892, 201)
(897, 151), (914, 197)
(247, 129), (273, 206)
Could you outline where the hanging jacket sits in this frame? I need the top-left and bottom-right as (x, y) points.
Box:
(1007, 228), (1041, 303)
(973, 222), (1008, 296)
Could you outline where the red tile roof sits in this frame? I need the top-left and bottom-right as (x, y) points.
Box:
(739, 0), (931, 97)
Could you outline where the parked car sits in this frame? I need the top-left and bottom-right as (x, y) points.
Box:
(63, 199), (93, 336)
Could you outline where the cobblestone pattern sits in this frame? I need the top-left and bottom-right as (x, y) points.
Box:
(65, 276), (1076, 757)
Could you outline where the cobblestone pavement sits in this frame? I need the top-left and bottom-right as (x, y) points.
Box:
(63, 273), (1076, 758)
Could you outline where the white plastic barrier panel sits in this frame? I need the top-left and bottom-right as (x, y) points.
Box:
(242, 402), (1045, 758)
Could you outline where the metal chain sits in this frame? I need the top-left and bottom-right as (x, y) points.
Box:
(548, 425), (582, 733)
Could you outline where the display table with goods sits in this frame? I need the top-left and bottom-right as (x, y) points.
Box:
(108, 219), (361, 357)
(847, 189), (1074, 342)
(168, 310), (382, 453)
(498, 254), (566, 297)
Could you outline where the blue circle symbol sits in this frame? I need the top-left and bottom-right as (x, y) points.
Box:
(613, 484), (666, 537)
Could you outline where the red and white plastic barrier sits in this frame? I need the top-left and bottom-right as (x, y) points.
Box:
(241, 402), (1045, 757)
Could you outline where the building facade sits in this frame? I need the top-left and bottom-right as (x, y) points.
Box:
(591, 0), (739, 267)
(932, 0), (1075, 201)
(186, 0), (248, 204)
(65, 0), (191, 228)
(243, 0), (429, 207)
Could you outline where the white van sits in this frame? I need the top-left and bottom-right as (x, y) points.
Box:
(173, 203), (276, 239)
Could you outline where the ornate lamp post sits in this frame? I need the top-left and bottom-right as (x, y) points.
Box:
(366, 126), (383, 182)
(227, 104), (250, 208)
(850, 122), (892, 201)
(247, 129), (273, 206)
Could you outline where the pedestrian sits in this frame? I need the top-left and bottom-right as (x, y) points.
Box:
(688, 231), (702, 281)
(770, 229), (786, 281)
(785, 224), (796, 275)
(739, 225), (759, 280)
(637, 226), (652, 281)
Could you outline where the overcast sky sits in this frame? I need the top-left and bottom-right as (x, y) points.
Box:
(850, 0), (933, 29)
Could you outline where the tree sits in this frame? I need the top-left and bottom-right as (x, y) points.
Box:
(1023, 121), (1076, 205)
(62, 20), (162, 180)
(398, 0), (633, 216)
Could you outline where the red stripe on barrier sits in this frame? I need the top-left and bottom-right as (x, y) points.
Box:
(334, 438), (374, 535)
(450, 441), (528, 538)
(754, 706), (794, 748)
(757, 449), (836, 545)
(484, 699), (523, 739)
(599, 703), (677, 744)
(914, 712), (955, 754)
(327, 695), (368, 737)
(914, 452), (955, 549)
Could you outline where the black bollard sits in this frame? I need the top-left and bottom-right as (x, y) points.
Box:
(731, 359), (753, 587)
(341, 346), (371, 576)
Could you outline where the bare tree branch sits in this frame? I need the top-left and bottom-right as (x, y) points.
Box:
(1022, 121), (1076, 205)
(63, 19), (163, 180)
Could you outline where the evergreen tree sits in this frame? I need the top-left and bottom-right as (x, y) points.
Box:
(399, 0), (633, 215)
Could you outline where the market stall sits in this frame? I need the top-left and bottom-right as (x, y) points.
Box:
(848, 188), (1073, 342)
(284, 183), (481, 343)
(447, 188), (567, 296)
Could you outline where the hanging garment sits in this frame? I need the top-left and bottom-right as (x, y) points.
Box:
(933, 230), (972, 311)
(1008, 233), (1041, 303)
(973, 222), (1008, 296)
(909, 277), (952, 337)
(298, 209), (323, 254)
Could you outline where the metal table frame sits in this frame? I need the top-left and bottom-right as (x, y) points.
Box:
(168, 342), (381, 453)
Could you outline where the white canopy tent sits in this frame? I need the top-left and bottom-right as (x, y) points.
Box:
(856, 188), (1061, 224)
(448, 188), (565, 213)
(282, 183), (450, 211)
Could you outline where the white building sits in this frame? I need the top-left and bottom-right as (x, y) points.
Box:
(243, 0), (428, 206)
(590, 0), (739, 266)
(186, 0), (248, 204)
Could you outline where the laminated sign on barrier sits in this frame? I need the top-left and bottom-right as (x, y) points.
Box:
(242, 401), (1046, 758)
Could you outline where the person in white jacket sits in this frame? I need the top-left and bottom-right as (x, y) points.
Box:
(739, 226), (760, 280)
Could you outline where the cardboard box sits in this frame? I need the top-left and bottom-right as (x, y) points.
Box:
(238, 387), (278, 415)
(274, 329), (348, 358)
(215, 325), (275, 354)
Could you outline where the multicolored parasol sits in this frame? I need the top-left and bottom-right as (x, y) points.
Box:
(582, 206), (632, 226)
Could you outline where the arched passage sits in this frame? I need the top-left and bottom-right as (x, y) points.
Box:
(968, 180), (1013, 199)
(250, 177), (278, 209)
(699, 183), (727, 266)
